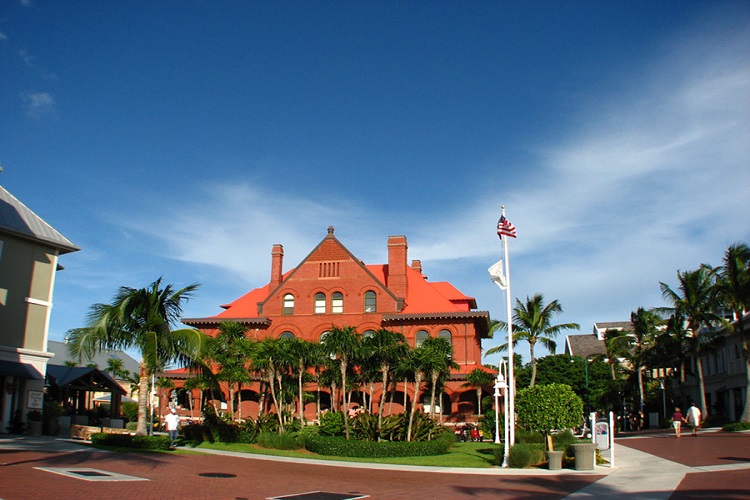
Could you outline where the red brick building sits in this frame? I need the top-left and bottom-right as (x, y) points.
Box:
(169, 227), (492, 422)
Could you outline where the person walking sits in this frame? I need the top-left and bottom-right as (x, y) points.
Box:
(672, 407), (685, 438)
(165, 408), (181, 448)
(686, 403), (701, 436)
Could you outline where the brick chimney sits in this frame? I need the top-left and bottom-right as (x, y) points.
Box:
(270, 244), (284, 288)
(411, 259), (422, 275)
(387, 235), (408, 300)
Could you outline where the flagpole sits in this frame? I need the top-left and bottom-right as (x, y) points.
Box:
(501, 206), (515, 447)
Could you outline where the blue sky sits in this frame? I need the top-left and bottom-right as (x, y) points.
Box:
(2, 1), (749, 365)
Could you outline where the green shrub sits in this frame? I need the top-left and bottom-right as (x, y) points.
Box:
(121, 402), (138, 422)
(305, 432), (453, 458)
(553, 429), (580, 457)
(516, 383), (583, 451)
(515, 429), (544, 444)
(319, 411), (346, 436)
(722, 421), (750, 432)
(256, 431), (303, 450)
(125, 422), (138, 431)
(506, 443), (545, 468)
(90, 433), (171, 450)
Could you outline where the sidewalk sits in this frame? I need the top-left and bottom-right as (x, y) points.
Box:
(1, 430), (748, 499)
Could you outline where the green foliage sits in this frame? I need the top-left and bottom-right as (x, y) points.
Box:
(125, 421), (138, 431)
(516, 383), (583, 446)
(351, 412), (379, 441)
(121, 402), (139, 422)
(505, 443), (545, 468)
(722, 421), (750, 432)
(304, 432), (453, 458)
(552, 429), (580, 457)
(90, 433), (171, 450)
(256, 430), (304, 450)
(515, 429), (544, 444)
(319, 410), (346, 436)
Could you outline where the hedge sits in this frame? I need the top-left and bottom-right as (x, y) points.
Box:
(90, 433), (171, 450)
(722, 421), (750, 432)
(304, 433), (453, 458)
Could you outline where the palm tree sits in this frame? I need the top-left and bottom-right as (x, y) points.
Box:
(320, 326), (360, 439)
(716, 243), (750, 421)
(400, 345), (428, 442)
(66, 278), (209, 436)
(210, 321), (254, 421)
(600, 328), (631, 381)
(421, 337), (458, 420)
(627, 307), (660, 416)
(286, 338), (317, 427)
(253, 337), (286, 432)
(486, 294), (579, 387)
(361, 328), (408, 430)
(463, 368), (495, 416)
(660, 266), (730, 419)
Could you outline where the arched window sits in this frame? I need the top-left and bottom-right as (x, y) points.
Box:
(415, 330), (429, 347)
(283, 294), (294, 315)
(438, 329), (452, 345)
(364, 291), (377, 313)
(280, 331), (295, 340)
(362, 330), (375, 339)
(331, 292), (344, 314)
(314, 292), (326, 314)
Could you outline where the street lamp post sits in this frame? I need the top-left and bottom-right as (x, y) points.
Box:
(494, 359), (509, 467)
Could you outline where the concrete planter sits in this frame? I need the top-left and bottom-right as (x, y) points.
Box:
(546, 450), (564, 470)
(571, 443), (597, 470)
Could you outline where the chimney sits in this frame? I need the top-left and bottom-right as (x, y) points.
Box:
(387, 235), (408, 300)
(411, 260), (422, 275)
(270, 244), (284, 288)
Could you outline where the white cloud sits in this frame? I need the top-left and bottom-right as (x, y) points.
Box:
(21, 91), (57, 118)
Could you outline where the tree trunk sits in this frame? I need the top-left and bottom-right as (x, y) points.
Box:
(377, 363), (389, 431)
(407, 372), (423, 442)
(136, 363), (149, 436)
(476, 387), (482, 416)
(738, 323), (750, 422)
(340, 359), (350, 440)
(429, 372), (438, 419)
(696, 355), (709, 421)
(298, 362), (305, 427)
(529, 343), (537, 387)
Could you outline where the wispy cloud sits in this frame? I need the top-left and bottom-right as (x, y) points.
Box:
(21, 91), (57, 119)
(19, 49), (57, 80)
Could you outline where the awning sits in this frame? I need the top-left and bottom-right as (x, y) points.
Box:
(0, 360), (44, 380)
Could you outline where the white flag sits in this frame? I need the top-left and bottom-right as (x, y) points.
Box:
(488, 260), (507, 290)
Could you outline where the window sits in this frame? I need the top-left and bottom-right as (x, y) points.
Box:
(283, 294), (294, 315)
(362, 330), (375, 339)
(415, 330), (429, 347)
(331, 292), (343, 314)
(438, 329), (452, 345)
(314, 293), (326, 314)
(280, 331), (295, 340)
(364, 291), (377, 313)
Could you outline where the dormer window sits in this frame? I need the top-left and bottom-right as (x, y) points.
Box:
(331, 292), (344, 314)
(283, 294), (295, 315)
(314, 292), (326, 314)
(364, 291), (376, 313)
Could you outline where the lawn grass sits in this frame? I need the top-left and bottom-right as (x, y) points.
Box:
(182, 440), (501, 468)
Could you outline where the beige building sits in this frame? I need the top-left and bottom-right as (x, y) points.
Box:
(0, 184), (79, 433)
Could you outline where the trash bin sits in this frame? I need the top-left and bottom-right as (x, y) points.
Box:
(571, 443), (597, 470)
(547, 450), (564, 470)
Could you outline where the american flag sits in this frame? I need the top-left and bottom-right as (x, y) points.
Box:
(497, 215), (517, 239)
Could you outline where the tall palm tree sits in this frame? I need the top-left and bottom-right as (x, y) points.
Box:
(400, 345), (428, 442)
(716, 243), (750, 421)
(286, 338), (316, 427)
(210, 321), (254, 421)
(361, 328), (408, 430)
(463, 368), (495, 416)
(253, 337), (286, 431)
(66, 278), (209, 436)
(659, 266), (729, 419)
(421, 337), (458, 420)
(486, 294), (579, 387)
(600, 328), (631, 381)
(627, 307), (660, 416)
(320, 326), (360, 439)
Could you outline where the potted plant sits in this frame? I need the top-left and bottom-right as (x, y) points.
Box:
(516, 383), (583, 470)
(27, 410), (43, 436)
